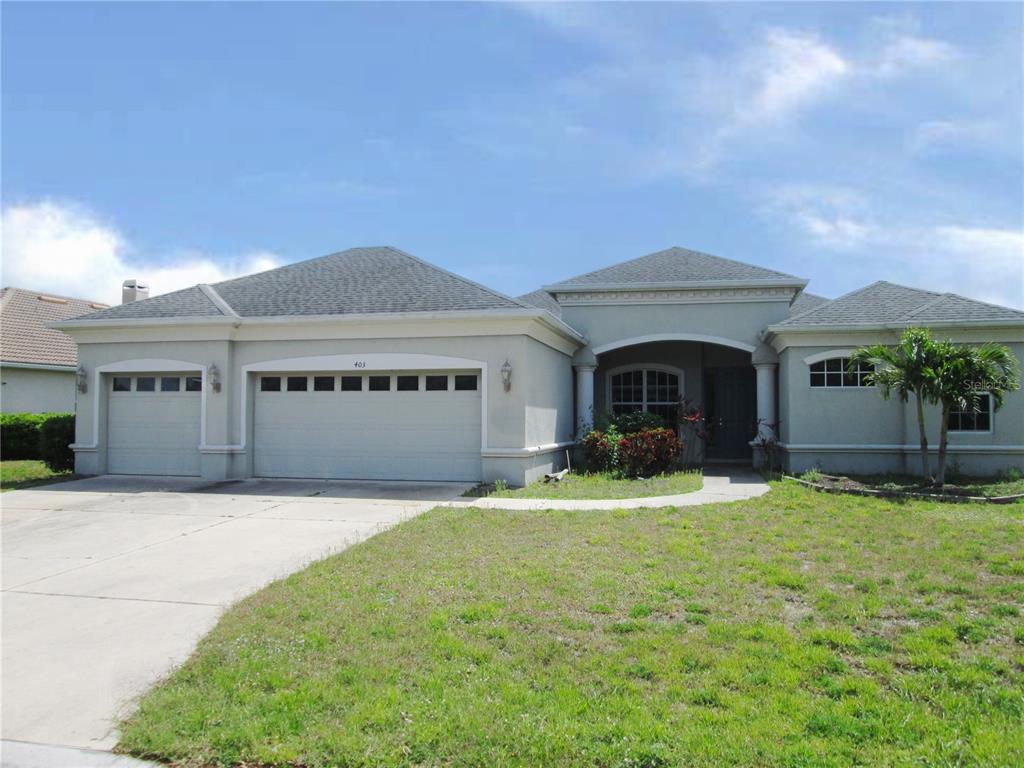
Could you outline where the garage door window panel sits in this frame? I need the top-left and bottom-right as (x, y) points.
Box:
(161, 377), (181, 392)
(369, 376), (390, 392)
(261, 376), (281, 392)
(112, 376), (131, 392)
(313, 376), (335, 392)
(136, 377), (156, 392)
(397, 375), (419, 391)
(454, 374), (478, 391)
(426, 375), (448, 391)
(287, 376), (308, 392)
(341, 376), (362, 392)
(185, 376), (202, 392)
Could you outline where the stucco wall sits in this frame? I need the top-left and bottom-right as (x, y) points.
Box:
(778, 339), (1024, 476)
(0, 367), (76, 413)
(523, 337), (574, 448)
(560, 299), (790, 352)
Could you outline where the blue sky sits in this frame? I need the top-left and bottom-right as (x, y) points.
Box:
(3, 2), (1022, 308)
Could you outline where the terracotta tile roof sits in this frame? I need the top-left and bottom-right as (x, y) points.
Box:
(1, 287), (108, 367)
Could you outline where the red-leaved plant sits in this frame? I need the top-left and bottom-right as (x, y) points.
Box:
(617, 428), (682, 478)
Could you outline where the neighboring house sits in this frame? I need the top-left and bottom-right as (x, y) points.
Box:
(53, 246), (1023, 484)
(0, 287), (108, 413)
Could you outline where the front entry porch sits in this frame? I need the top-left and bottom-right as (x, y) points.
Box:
(572, 339), (778, 466)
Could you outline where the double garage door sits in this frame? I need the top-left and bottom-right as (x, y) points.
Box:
(253, 370), (482, 482)
(106, 369), (482, 481)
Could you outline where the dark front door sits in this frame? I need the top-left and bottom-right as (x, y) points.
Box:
(703, 367), (756, 460)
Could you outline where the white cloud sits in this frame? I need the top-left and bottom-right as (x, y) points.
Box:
(909, 119), (1000, 152)
(762, 186), (1024, 307)
(1, 200), (280, 306)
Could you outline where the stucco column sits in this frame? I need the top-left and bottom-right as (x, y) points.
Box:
(754, 363), (777, 441)
(574, 364), (596, 435)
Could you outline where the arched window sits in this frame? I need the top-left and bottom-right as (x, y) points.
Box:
(609, 368), (680, 422)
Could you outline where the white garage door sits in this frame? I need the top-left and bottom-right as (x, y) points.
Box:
(253, 371), (482, 481)
(107, 373), (202, 476)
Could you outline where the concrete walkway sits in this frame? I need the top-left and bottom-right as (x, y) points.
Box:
(453, 467), (770, 510)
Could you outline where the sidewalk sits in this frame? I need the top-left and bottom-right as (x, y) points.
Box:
(450, 468), (770, 511)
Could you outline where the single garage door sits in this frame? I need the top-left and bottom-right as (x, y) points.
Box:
(253, 371), (482, 481)
(107, 373), (202, 476)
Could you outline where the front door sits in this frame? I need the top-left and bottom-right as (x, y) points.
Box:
(703, 367), (756, 460)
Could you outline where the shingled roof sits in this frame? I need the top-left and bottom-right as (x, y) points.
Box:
(68, 247), (529, 322)
(545, 246), (805, 291)
(517, 289), (562, 318)
(772, 281), (1024, 329)
(789, 291), (830, 317)
(1, 288), (108, 367)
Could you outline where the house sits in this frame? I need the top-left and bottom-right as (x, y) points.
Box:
(53, 246), (1024, 484)
(1, 287), (108, 413)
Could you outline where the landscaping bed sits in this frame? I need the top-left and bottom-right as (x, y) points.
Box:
(120, 482), (1024, 767)
(465, 469), (703, 500)
(794, 471), (1024, 504)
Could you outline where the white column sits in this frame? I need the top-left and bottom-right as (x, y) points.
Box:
(574, 364), (596, 435)
(755, 363), (777, 441)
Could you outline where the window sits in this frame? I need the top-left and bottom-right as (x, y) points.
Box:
(287, 376), (308, 392)
(454, 374), (478, 391)
(112, 376), (131, 392)
(185, 376), (202, 392)
(136, 376), (156, 392)
(341, 376), (362, 392)
(369, 375), (391, 391)
(397, 375), (419, 391)
(160, 376), (181, 392)
(313, 376), (335, 392)
(809, 358), (873, 388)
(260, 376), (281, 392)
(949, 393), (992, 432)
(610, 368), (679, 422)
(425, 375), (449, 391)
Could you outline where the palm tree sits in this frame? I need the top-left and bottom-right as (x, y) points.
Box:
(849, 328), (943, 481)
(933, 343), (1020, 487)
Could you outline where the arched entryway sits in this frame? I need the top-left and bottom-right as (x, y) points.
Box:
(573, 334), (776, 465)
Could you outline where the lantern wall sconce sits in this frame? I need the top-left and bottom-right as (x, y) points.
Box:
(501, 359), (513, 392)
(76, 365), (88, 394)
(208, 364), (222, 393)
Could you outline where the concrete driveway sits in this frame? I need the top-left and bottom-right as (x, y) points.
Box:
(1, 475), (469, 756)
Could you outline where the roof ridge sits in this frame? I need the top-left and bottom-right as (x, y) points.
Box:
(899, 292), (954, 321)
(0, 285), (106, 306)
(777, 281), (883, 324)
(197, 283), (238, 317)
(381, 246), (534, 310)
(784, 291), (835, 323)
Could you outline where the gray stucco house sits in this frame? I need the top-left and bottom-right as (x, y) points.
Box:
(55, 246), (1023, 484)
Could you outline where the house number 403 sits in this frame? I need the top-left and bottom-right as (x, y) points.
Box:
(353, 361), (366, 368)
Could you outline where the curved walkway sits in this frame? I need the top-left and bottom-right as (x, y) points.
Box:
(453, 468), (770, 510)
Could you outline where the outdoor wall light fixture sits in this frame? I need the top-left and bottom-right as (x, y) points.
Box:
(76, 365), (88, 394)
(208, 363), (222, 393)
(501, 359), (513, 392)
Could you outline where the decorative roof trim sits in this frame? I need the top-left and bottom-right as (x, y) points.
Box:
(556, 285), (800, 307)
(0, 361), (77, 372)
(768, 318), (1024, 333)
(544, 278), (808, 293)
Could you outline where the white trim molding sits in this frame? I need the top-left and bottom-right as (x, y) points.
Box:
(76, 358), (208, 451)
(239, 353), (489, 452)
(554, 286), (799, 307)
(481, 441), (575, 458)
(592, 333), (756, 355)
(802, 349), (857, 365)
(779, 443), (1024, 455)
(0, 361), (77, 372)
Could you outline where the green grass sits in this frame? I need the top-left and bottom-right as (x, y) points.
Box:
(120, 481), (1024, 767)
(473, 469), (703, 499)
(0, 459), (73, 491)
(858, 472), (1024, 498)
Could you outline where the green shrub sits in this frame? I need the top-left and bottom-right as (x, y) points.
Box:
(1, 412), (70, 460)
(595, 410), (667, 433)
(618, 428), (682, 478)
(38, 414), (75, 472)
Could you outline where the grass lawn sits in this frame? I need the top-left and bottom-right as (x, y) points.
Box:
(0, 459), (73, 491)
(120, 482), (1024, 767)
(469, 469), (703, 500)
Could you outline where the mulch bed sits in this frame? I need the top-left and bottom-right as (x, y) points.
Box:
(787, 474), (1024, 505)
